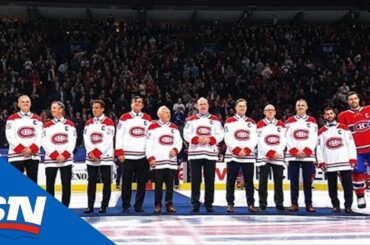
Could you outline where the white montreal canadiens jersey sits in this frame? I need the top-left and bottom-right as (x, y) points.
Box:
(285, 115), (318, 163)
(183, 113), (224, 161)
(115, 111), (152, 160)
(256, 119), (286, 166)
(6, 112), (43, 162)
(146, 121), (183, 170)
(42, 118), (77, 168)
(84, 115), (115, 166)
(224, 115), (257, 163)
(317, 122), (357, 172)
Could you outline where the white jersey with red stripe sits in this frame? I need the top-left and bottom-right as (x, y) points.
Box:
(256, 118), (286, 166)
(224, 115), (257, 163)
(115, 111), (152, 160)
(5, 112), (43, 162)
(183, 113), (224, 161)
(84, 115), (115, 166)
(146, 121), (183, 170)
(316, 122), (357, 172)
(42, 118), (77, 168)
(285, 115), (318, 163)
(338, 106), (370, 154)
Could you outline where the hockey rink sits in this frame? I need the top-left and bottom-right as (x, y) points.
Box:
(63, 189), (370, 244)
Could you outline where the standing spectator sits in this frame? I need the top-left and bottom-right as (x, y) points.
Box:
(338, 91), (370, 208)
(146, 106), (182, 213)
(285, 99), (318, 212)
(256, 104), (287, 211)
(224, 99), (258, 212)
(42, 101), (76, 207)
(5, 95), (43, 183)
(317, 107), (356, 213)
(115, 96), (152, 213)
(83, 100), (115, 214)
(183, 97), (224, 212)
(173, 98), (185, 112)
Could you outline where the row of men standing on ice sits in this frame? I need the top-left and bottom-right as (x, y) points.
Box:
(5, 91), (370, 214)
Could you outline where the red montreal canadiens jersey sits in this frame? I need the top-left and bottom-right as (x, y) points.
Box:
(338, 106), (370, 154)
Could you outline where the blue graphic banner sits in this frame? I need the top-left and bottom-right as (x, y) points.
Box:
(0, 158), (113, 244)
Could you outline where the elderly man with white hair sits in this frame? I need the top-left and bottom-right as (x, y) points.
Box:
(184, 97), (224, 213)
(256, 104), (287, 211)
(6, 95), (43, 183)
(146, 106), (183, 214)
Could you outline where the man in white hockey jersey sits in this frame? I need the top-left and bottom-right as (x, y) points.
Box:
(115, 96), (152, 213)
(6, 95), (43, 183)
(285, 99), (318, 212)
(42, 101), (76, 207)
(317, 107), (356, 214)
(83, 100), (115, 214)
(256, 104), (287, 211)
(224, 99), (258, 212)
(146, 106), (182, 214)
(184, 97), (224, 212)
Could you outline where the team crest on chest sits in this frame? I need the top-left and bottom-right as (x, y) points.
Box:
(90, 132), (103, 144)
(326, 137), (343, 149)
(264, 134), (280, 145)
(17, 127), (36, 138)
(52, 133), (69, 144)
(293, 129), (309, 140)
(234, 129), (250, 140)
(129, 126), (146, 137)
(196, 126), (211, 136)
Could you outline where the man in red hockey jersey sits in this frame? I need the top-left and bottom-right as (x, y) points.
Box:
(338, 91), (370, 208)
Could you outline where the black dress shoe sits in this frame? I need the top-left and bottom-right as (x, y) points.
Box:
(99, 208), (107, 214)
(345, 208), (354, 214)
(83, 208), (94, 214)
(135, 207), (144, 213)
(260, 206), (266, 211)
(191, 206), (200, 213)
(122, 208), (130, 213)
(331, 207), (340, 213)
(276, 206), (286, 211)
(206, 207), (215, 213)
(153, 205), (162, 214)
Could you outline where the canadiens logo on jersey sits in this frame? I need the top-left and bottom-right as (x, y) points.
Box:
(293, 129), (309, 140)
(159, 135), (174, 145)
(129, 126), (146, 137)
(51, 133), (69, 144)
(90, 132), (103, 144)
(17, 127), (36, 138)
(264, 134), (280, 145)
(196, 126), (211, 136)
(234, 129), (250, 140)
(326, 137), (344, 149)
(352, 120), (370, 132)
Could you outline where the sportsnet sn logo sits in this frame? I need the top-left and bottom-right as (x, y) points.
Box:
(0, 196), (46, 236)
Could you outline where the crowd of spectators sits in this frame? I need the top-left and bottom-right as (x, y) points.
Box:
(0, 16), (370, 147)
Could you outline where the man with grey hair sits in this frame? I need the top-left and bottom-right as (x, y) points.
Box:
(6, 95), (43, 183)
(256, 104), (287, 211)
(184, 97), (224, 212)
(285, 99), (318, 212)
(146, 106), (182, 213)
(42, 101), (76, 207)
